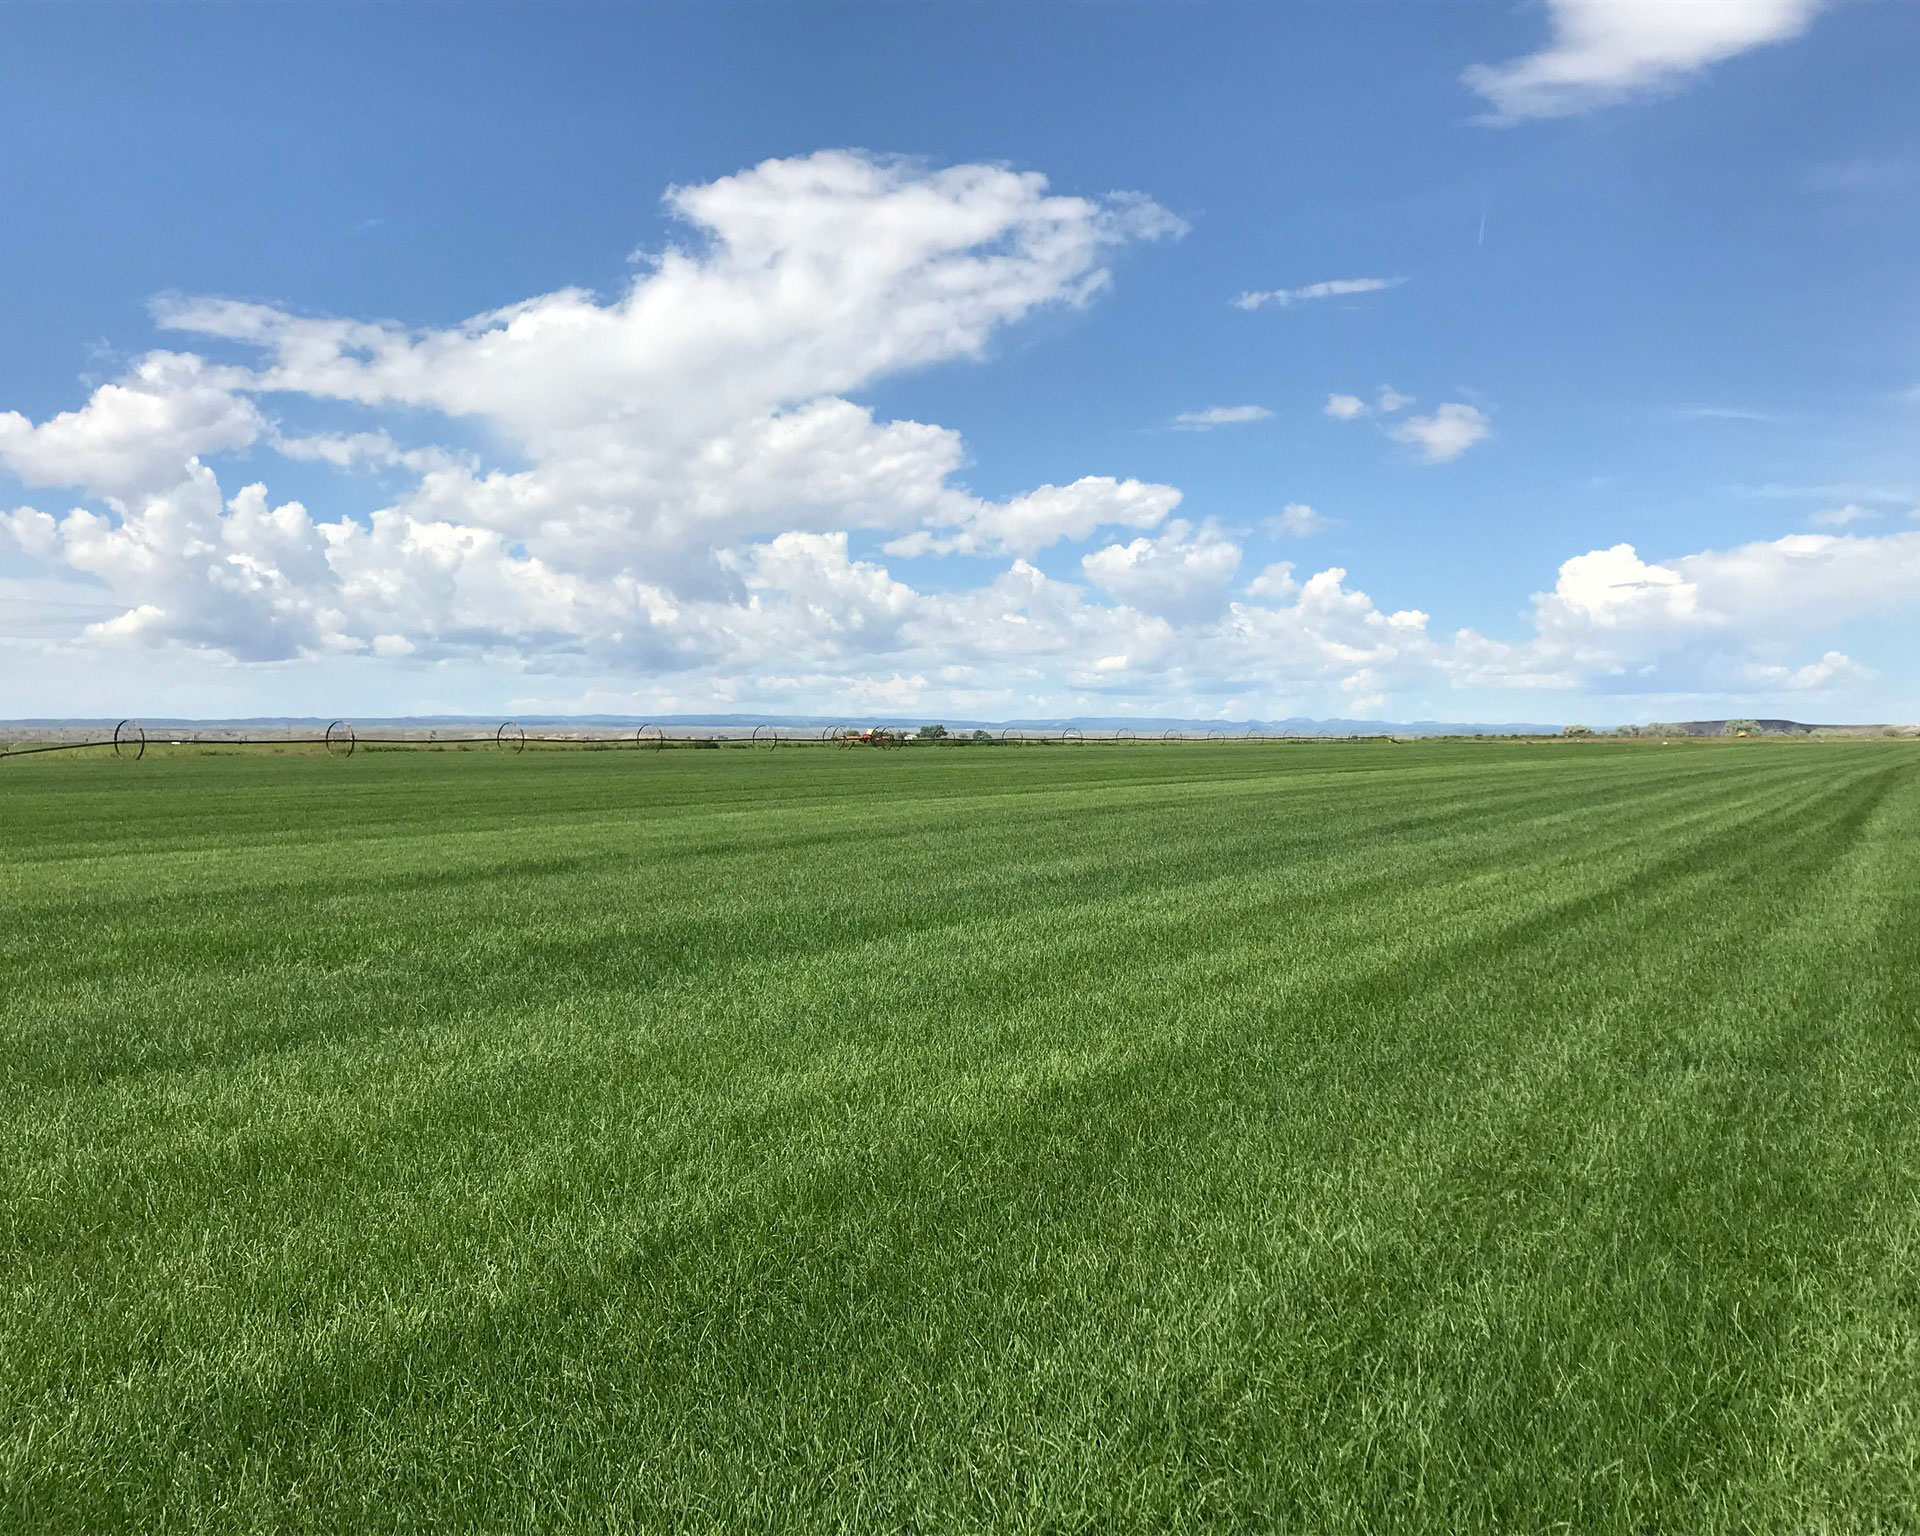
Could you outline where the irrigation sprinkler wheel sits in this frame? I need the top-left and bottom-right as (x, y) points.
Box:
(1162, 728), (1182, 744)
(496, 721), (527, 754)
(751, 724), (779, 750)
(1113, 729), (1135, 744)
(635, 724), (665, 750)
(112, 719), (146, 760)
(1000, 727), (1023, 746)
(1060, 727), (1083, 745)
(325, 720), (357, 758)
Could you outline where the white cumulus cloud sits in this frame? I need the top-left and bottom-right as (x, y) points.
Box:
(884, 476), (1180, 560)
(1464, 0), (1829, 122)
(1082, 521), (1242, 624)
(0, 353), (261, 502)
(1, 149), (1913, 722)
(4, 152), (1186, 663)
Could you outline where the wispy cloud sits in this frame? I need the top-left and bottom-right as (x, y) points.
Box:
(1391, 403), (1492, 464)
(1324, 385), (1411, 422)
(1742, 481), (1917, 504)
(1674, 404), (1774, 422)
(1810, 504), (1875, 528)
(1234, 277), (1405, 312)
(1326, 386), (1489, 462)
(1752, 650), (1870, 691)
(1800, 157), (1918, 194)
(1171, 404), (1273, 431)
(1268, 502), (1333, 537)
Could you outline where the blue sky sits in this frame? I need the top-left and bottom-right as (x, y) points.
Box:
(1, 0), (1916, 724)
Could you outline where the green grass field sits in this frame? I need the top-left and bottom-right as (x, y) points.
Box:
(3, 741), (1917, 1533)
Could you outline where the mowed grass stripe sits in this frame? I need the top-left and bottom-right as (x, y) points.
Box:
(0, 752), (1896, 1297)
(0, 746), (1844, 1081)
(6, 745), (1857, 1216)
(1, 743), (1915, 1531)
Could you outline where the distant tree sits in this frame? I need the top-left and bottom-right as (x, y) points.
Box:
(917, 723), (949, 741)
(1723, 719), (1760, 737)
(971, 730), (993, 744)
(1563, 724), (1594, 738)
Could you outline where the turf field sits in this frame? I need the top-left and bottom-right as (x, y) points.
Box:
(2, 740), (1916, 1533)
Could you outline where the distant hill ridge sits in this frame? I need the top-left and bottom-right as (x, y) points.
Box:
(4, 712), (1567, 736)
(8, 714), (1911, 737)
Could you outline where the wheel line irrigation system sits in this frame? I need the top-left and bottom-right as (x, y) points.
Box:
(0, 719), (1351, 762)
